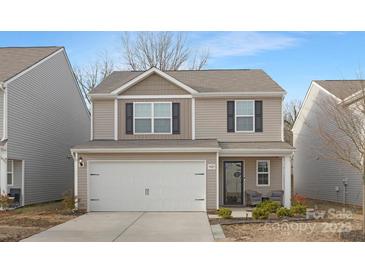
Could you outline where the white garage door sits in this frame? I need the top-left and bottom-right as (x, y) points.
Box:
(89, 161), (206, 212)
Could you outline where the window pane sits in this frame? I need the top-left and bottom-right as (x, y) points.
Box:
(7, 174), (12, 185)
(236, 101), (254, 115)
(258, 174), (269, 185)
(236, 117), (253, 131)
(154, 118), (171, 133)
(135, 119), (152, 133)
(7, 160), (12, 172)
(258, 161), (268, 172)
(154, 103), (171, 117)
(135, 103), (151, 118)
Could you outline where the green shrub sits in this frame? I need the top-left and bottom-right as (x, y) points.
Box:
(252, 207), (270, 219)
(276, 207), (293, 218)
(217, 207), (232, 218)
(62, 190), (77, 211)
(290, 203), (307, 216)
(256, 200), (281, 213)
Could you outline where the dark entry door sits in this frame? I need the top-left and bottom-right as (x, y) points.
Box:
(224, 161), (243, 205)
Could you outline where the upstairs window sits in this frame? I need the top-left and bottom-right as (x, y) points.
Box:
(134, 102), (172, 134)
(235, 100), (255, 132)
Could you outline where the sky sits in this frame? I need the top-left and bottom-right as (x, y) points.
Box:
(1, 31), (365, 101)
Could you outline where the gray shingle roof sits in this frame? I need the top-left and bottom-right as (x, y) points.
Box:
(72, 140), (294, 150)
(91, 69), (285, 94)
(219, 141), (294, 150)
(72, 139), (220, 149)
(0, 47), (62, 82)
(314, 80), (365, 100)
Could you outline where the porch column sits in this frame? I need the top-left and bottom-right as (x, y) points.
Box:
(0, 150), (7, 195)
(283, 155), (292, 207)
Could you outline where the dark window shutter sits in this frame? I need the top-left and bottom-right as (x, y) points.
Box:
(126, 103), (133, 134)
(227, 101), (235, 132)
(255, 100), (263, 132)
(172, 103), (180, 134)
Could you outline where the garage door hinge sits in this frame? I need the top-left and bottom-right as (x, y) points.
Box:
(194, 173), (205, 175)
(90, 199), (100, 201)
(90, 173), (100, 176)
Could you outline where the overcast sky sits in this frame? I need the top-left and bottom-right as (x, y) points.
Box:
(1, 31), (364, 101)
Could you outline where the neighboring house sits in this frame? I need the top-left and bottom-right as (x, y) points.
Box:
(71, 67), (294, 212)
(292, 80), (363, 206)
(0, 47), (90, 206)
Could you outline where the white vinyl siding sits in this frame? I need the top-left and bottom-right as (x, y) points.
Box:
(293, 84), (363, 206)
(7, 51), (90, 205)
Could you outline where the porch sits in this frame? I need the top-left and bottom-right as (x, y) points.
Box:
(217, 143), (293, 208)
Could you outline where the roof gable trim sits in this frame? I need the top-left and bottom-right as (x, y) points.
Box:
(110, 67), (199, 95)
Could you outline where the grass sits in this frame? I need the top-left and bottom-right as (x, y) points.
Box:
(0, 201), (83, 242)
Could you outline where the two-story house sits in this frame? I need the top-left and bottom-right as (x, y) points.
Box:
(71, 67), (294, 212)
(0, 47), (90, 206)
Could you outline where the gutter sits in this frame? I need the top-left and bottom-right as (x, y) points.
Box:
(70, 147), (221, 154)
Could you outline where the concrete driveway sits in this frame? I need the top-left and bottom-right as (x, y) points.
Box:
(22, 212), (214, 242)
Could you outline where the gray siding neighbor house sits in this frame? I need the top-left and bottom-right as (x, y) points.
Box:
(71, 67), (294, 212)
(292, 80), (363, 206)
(0, 47), (90, 206)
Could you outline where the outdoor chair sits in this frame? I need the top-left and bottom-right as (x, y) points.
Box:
(268, 190), (284, 205)
(245, 190), (262, 206)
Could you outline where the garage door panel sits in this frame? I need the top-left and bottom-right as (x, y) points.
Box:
(89, 161), (206, 212)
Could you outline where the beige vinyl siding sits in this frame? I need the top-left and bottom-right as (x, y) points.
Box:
(119, 98), (192, 139)
(7, 51), (90, 205)
(123, 74), (189, 95)
(195, 97), (282, 141)
(0, 91), (3, 139)
(77, 152), (217, 210)
(92, 100), (114, 140)
(219, 157), (282, 205)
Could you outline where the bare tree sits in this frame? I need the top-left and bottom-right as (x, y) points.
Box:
(284, 99), (302, 130)
(284, 99), (302, 144)
(121, 32), (209, 71)
(74, 52), (114, 105)
(309, 80), (365, 234)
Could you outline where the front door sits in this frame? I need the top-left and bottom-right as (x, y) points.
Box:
(224, 161), (244, 205)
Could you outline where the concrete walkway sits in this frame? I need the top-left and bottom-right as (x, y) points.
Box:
(22, 212), (214, 242)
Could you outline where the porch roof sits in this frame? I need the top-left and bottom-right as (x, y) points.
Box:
(219, 141), (294, 156)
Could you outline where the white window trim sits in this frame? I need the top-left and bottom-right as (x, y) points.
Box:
(7, 160), (14, 186)
(133, 102), (172, 135)
(256, 160), (270, 187)
(235, 100), (255, 133)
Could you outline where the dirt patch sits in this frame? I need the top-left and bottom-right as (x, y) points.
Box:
(0, 201), (82, 242)
(220, 199), (364, 242)
(222, 219), (362, 242)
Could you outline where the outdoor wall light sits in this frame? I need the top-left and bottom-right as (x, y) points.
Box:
(79, 157), (84, 167)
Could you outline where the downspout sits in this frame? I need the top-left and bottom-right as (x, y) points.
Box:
(0, 82), (7, 195)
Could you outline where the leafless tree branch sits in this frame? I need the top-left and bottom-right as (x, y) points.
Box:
(121, 32), (209, 71)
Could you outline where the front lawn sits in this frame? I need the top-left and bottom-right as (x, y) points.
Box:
(0, 201), (83, 242)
